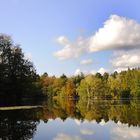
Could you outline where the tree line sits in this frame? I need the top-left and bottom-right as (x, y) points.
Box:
(40, 68), (140, 99)
(1, 34), (140, 99)
(78, 69), (140, 99)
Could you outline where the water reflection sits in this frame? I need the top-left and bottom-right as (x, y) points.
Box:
(0, 99), (140, 140)
(0, 109), (40, 140)
(111, 124), (140, 140)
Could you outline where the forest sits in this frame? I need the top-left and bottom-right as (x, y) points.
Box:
(39, 68), (140, 99)
(1, 34), (140, 100)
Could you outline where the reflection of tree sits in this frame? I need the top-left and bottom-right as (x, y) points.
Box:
(41, 99), (82, 121)
(0, 99), (139, 139)
(0, 109), (40, 140)
(41, 99), (140, 127)
(0, 120), (37, 140)
(76, 99), (140, 126)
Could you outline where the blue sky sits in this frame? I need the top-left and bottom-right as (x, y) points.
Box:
(0, 0), (140, 76)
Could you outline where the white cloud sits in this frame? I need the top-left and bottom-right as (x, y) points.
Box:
(54, 36), (88, 60)
(97, 67), (107, 75)
(75, 67), (107, 76)
(74, 69), (82, 75)
(74, 68), (90, 76)
(74, 119), (96, 125)
(56, 36), (69, 46)
(91, 67), (107, 75)
(111, 125), (140, 140)
(53, 133), (83, 140)
(80, 128), (94, 135)
(113, 67), (128, 73)
(54, 15), (140, 74)
(111, 50), (140, 70)
(74, 119), (81, 125)
(54, 15), (140, 61)
(89, 15), (140, 52)
(90, 70), (96, 75)
(80, 59), (93, 65)
(99, 119), (106, 126)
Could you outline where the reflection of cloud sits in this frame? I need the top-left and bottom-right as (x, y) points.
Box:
(111, 125), (140, 140)
(117, 121), (125, 126)
(74, 119), (81, 125)
(48, 119), (53, 121)
(80, 128), (94, 135)
(53, 133), (83, 140)
(99, 119), (106, 126)
(74, 119), (96, 126)
(83, 120), (96, 124)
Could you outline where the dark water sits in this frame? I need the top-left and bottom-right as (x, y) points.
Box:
(0, 99), (140, 140)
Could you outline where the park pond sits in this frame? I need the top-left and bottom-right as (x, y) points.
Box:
(0, 99), (140, 140)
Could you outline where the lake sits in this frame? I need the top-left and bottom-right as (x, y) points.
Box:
(0, 99), (140, 140)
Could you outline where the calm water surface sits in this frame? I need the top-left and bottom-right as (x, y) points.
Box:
(0, 99), (140, 140)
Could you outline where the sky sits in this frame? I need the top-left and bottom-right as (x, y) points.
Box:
(0, 0), (140, 76)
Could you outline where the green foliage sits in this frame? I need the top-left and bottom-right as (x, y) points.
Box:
(108, 68), (140, 98)
(39, 74), (78, 99)
(95, 72), (102, 79)
(1, 34), (140, 100)
(0, 34), (42, 98)
(77, 75), (109, 99)
(103, 72), (109, 81)
(71, 72), (84, 87)
(40, 68), (140, 99)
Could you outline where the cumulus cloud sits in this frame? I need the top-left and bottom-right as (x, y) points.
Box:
(90, 70), (96, 75)
(99, 119), (107, 126)
(97, 67), (107, 75)
(111, 50), (140, 67)
(80, 128), (94, 135)
(111, 50), (140, 71)
(56, 36), (69, 46)
(74, 119), (96, 125)
(74, 119), (81, 125)
(54, 15), (140, 61)
(89, 15), (140, 52)
(113, 67), (128, 73)
(111, 125), (140, 140)
(74, 69), (82, 75)
(75, 67), (107, 76)
(53, 133), (83, 140)
(90, 68), (107, 75)
(80, 59), (93, 65)
(54, 15), (140, 73)
(54, 36), (88, 60)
